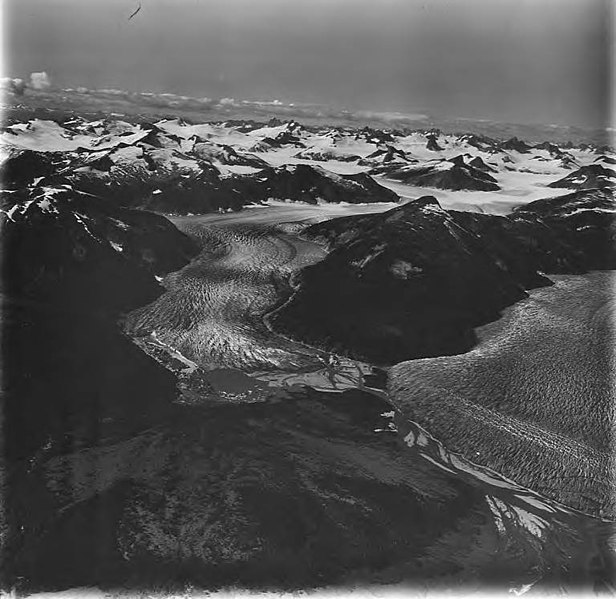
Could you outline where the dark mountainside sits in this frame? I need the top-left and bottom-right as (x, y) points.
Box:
(499, 137), (533, 154)
(547, 164), (615, 191)
(1, 182), (199, 462)
(595, 155), (616, 165)
(4, 149), (399, 216)
(1, 181), (199, 585)
(268, 189), (615, 365)
(296, 148), (362, 162)
(469, 156), (497, 173)
(358, 145), (415, 167)
(371, 155), (501, 191)
(228, 164), (399, 205)
(425, 133), (443, 151)
(1, 149), (62, 188)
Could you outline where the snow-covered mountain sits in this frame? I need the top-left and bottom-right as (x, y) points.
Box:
(2, 114), (612, 216)
(268, 187), (615, 366)
(547, 164), (615, 191)
(370, 154), (501, 191)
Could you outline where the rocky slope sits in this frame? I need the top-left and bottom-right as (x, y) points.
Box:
(1, 181), (199, 461)
(229, 164), (399, 205)
(371, 155), (501, 191)
(499, 137), (533, 153)
(268, 189), (615, 364)
(547, 164), (615, 190)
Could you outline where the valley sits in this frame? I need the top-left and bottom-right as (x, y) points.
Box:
(1, 107), (615, 594)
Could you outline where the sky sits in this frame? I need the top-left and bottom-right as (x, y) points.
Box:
(4, 0), (612, 129)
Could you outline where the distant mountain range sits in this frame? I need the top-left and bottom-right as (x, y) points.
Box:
(3, 85), (612, 145)
(2, 113), (613, 217)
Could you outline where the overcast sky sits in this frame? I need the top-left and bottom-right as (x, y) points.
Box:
(5, 0), (612, 128)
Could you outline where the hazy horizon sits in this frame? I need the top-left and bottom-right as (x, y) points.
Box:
(4, 0), (612, 129)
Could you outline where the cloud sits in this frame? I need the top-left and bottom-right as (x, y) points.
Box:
(217, 97), (238, 107)
(29, 71), (51, 90)
(97, 87), (126, 96)
(61, 86), (218, 112)
(242, 99), (285, 107)
(0, 77), (26, 95)
(352, 110), (429, 123)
